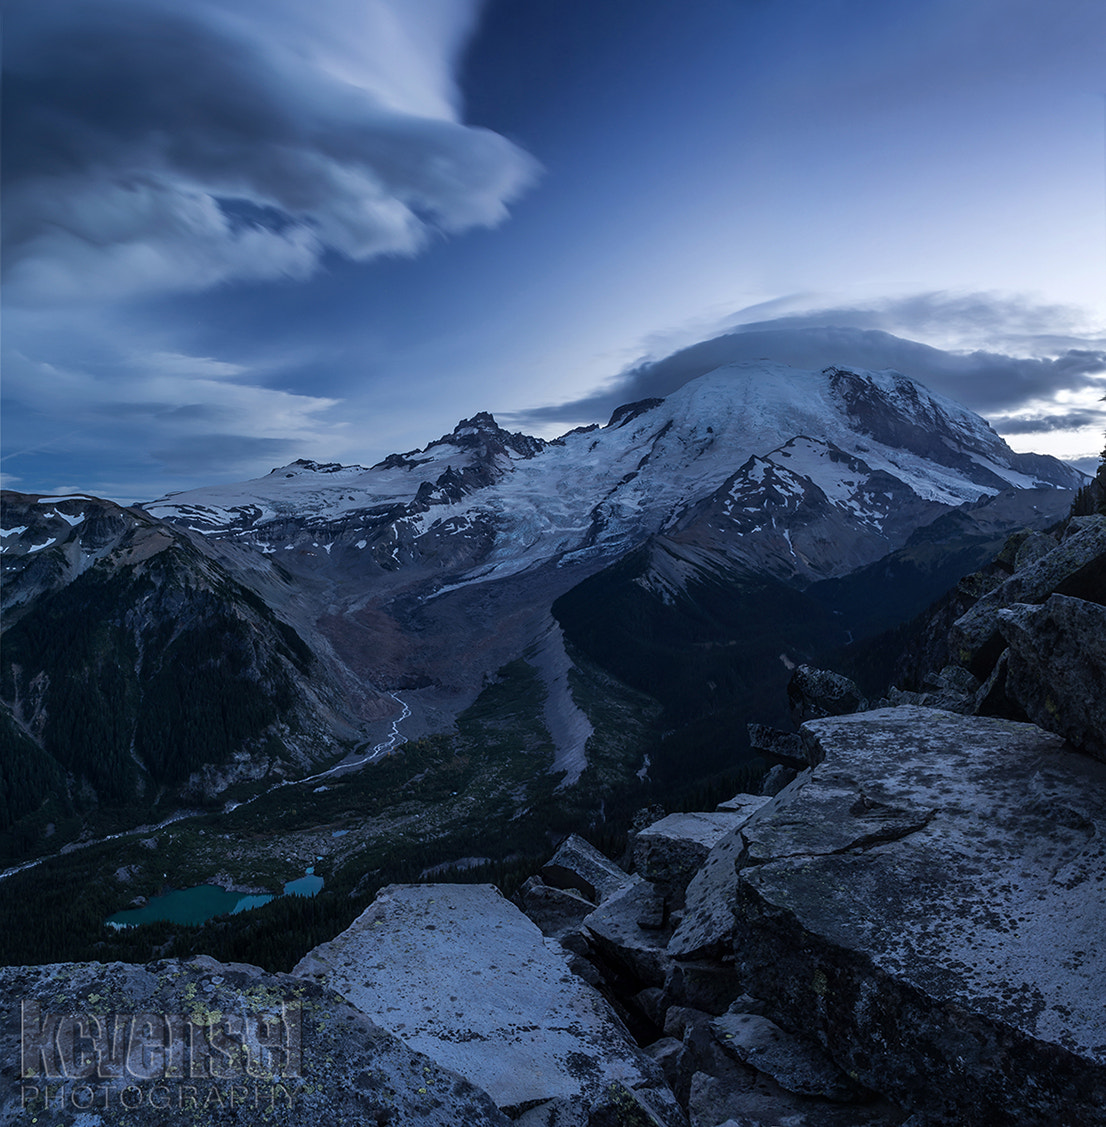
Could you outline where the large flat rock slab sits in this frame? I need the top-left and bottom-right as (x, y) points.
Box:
(1, 955), (509, 1126)
(731, 706), (1106, 1126)
(293, 883), (684, 1124)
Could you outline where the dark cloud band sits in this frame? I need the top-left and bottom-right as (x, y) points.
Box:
(512, 308), (1106, 431)
(989, 410), (1106, 435)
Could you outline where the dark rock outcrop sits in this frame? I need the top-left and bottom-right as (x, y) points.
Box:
(759, 764), (797, 795)
(997, 593), (1106, 761)
(542, 833), (634, 904)
(787, 665), (867, 725)
(747, 722), (807, 767)
(949, 514), (1106, 675)
(583, 876), (673, 989)
(513, 874), (596, 939)
(710, 1011), (864, 1102)
(667, 796), (772, 964)
(632, 812), (749, 909)
(872, 506), (1104, 762)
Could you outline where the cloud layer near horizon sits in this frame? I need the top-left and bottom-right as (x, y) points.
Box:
(3, 0), (538, 303)
(6, 296), (1105, 500)
(511, 297), (1106, 448)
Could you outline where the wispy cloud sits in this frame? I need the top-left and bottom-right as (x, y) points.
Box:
(3, 0), (539, 304)
(1, 341), (348, 498)
(989, 410), (1106, 435)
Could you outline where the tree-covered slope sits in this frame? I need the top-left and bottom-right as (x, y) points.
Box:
(0, 494), (343, 856)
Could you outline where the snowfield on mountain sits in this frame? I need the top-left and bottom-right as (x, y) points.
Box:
(143, 363), (1081, 593)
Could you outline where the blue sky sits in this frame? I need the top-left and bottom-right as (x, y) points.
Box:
(4, 0), (1106, 501)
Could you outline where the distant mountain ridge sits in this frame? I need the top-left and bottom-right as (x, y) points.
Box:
(142, 362), (1082, 587)
(0, 361), (1084, 849)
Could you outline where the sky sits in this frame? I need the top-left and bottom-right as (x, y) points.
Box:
(4, 0), (1106, 503)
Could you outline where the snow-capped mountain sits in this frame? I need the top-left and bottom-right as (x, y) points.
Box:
(0, 360), (1084, 839)
(144, 363), (1082, 593)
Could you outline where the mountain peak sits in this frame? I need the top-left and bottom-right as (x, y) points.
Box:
(453, 411), (500, 433)
(139, 359), (1083, 578)
(273, 458), (359, 475)
(429, 413), (546, 461)
(607, 398), (665, 429)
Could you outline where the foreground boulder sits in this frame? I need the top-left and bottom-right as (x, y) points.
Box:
(582, 876), (673, 988)
(542, 833), (634, 904)
(632, 812), (751, 908)
(1, 954), (509, 1126)
(787, 665), (867, 726)
(732, 706), (1106, 1126)
(294, 883), (685, 1125)
(667, 796), (772, 963)
(513, 875), (596, 939)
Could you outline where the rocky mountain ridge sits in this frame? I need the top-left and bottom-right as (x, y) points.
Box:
(0, 362), (1085, 856)
(0, 492), (368, 846)
(132, 361), (1082, 754)
(8, 695), (1102, 1126)
(143, 363), (1082, 585)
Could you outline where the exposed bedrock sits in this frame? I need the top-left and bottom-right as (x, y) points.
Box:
(12, 703), (1101, 1126)
(997, 593), (1106, 762)
(0, 955), (510, 1126)
(731, 706), (1106, 1126)
(787, 664), (868, 726)
(632, 812), (751, 910)
(949, 513), (1106, 675)
(542, 833), (636, 904)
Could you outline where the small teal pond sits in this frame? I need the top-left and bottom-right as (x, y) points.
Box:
(106, 868), (323, 929)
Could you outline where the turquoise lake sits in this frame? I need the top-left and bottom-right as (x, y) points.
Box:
(106, 868), (323, 929)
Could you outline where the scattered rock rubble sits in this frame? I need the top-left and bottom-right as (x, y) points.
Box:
(7, 699), (1104, 1125)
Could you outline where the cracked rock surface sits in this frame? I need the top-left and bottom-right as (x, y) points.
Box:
(731, 706), (1106, 1126)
